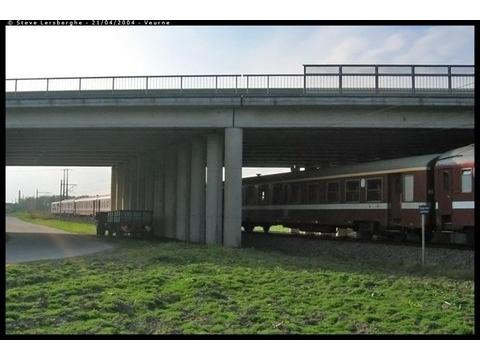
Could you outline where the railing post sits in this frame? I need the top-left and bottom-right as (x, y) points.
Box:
(447, 66), (452, 92)
(411, 65), (415, 93)
(146, 76), (149, 91)
(246, 76), (249, 94)
(112, 77), (115, 91)
(375, 65), (379, 93)
(14, 79), (17, 92)
(339, 65), (343, 93)
(267, 76), (269, 94)
(79, 78), (82, 92)
(46, 79), (49, 91)
(180, 76), (183, 94)
(215, 76), (218, 93)
(235, 76), (238, 94)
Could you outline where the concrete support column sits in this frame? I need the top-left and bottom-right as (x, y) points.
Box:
(189, 138), (206, 243)
(223, 127), (243, 248)
(175, 144), (191, 241)
(129, 157), (138, 209)
(206, 132), (224, 245)
(144, 155), (154, 211)
(117, 163), (125, 210)
(153, 155), (165, 237)
(110, 165), (117, 210)
(123, 161), (131, 210)
(136, 156), (146, 210)
(163, 149), (177, 238)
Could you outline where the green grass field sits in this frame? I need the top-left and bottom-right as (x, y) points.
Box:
(5, 238), (474, 335)
(13, 211), (96, 235)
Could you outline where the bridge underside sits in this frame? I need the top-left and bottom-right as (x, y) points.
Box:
(6, 88), (474, 247)
(6, 127), (474, 167)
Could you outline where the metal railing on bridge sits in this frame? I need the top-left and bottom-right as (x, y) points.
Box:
(5, 64), (474, 95)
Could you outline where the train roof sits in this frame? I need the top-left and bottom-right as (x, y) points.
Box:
(243, 153), (441, 184)
(436, 143), (474, 167)
(51, 195), (110, 204)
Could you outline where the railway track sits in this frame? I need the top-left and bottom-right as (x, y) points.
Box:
(241, 231), (474, 271)
(242, 230), (474, 251)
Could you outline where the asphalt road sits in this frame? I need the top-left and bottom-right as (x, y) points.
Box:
(6, 215), (113, 264)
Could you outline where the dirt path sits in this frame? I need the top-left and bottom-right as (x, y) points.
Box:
(6, 215), (113, 264)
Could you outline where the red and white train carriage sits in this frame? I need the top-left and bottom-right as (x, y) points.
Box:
(51, 195), (111, 217)
(242, 144), (474, 244)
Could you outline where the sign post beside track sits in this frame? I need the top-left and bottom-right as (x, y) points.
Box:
(418, 205), (430, 266)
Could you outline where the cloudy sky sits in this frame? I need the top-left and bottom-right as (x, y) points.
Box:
(5, 25), (474, 203)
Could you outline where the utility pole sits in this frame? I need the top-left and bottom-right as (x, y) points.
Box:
(60, 179), (63, 200)
(35, 190), (51, 210)
(18, 190), (21, 204)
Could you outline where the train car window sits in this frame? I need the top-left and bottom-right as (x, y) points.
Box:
(290, 183), (301, 204)
(403, 175), (414, 202)
(327, 182), (339, 203)
(443, 171), (450, 192)
(273, 184), (284, 204)
(366, 179), (382, 202)
(461, 169), (472, 193)
(245, 186), (256, 205)
(318, 182), (326, 203)
(307, 183), (319, 204)
(345, 180), (360, 202)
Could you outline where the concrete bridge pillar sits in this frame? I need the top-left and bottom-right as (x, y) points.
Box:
(163, 148), (177, 238)
(176, 144), (191, 242)
(110, 165), (117, 211)
(144, 155), (154, 211)
(189, 138), (206, 243)
(153, 155), (165, 237)
(122, 161), (130, 210)
(117, 163), (125, 210)
(206, 132), (224, 245)
(129, 157), (138, 209)
(136, 156), (146, 210)
(223, 127), (243, 248)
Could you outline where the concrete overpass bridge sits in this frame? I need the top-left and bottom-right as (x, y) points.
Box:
(6, 65), (475, 247)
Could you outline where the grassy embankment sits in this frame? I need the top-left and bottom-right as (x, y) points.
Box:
(12, 211), (96, 235)
(5, 238), (474, 335)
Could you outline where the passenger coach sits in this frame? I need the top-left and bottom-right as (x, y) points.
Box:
(51, 195), (111, 217)
(242, 144), (474, 244)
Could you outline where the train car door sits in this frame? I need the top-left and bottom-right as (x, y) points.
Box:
(388, 174), (402, 224)
(437, 168), (453, 228)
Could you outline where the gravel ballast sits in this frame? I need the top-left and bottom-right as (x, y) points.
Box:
(242, 233), (474, 271)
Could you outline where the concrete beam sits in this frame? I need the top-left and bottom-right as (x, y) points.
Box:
(223, 127), (243, 248)
(163, 149), (177, 238)
(189, 138), (206, 243)
(234, 107), (474, 129)
(6, 107), (234, 129)
(175, 144), (191, 242)
(206, 132), (224, 245)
